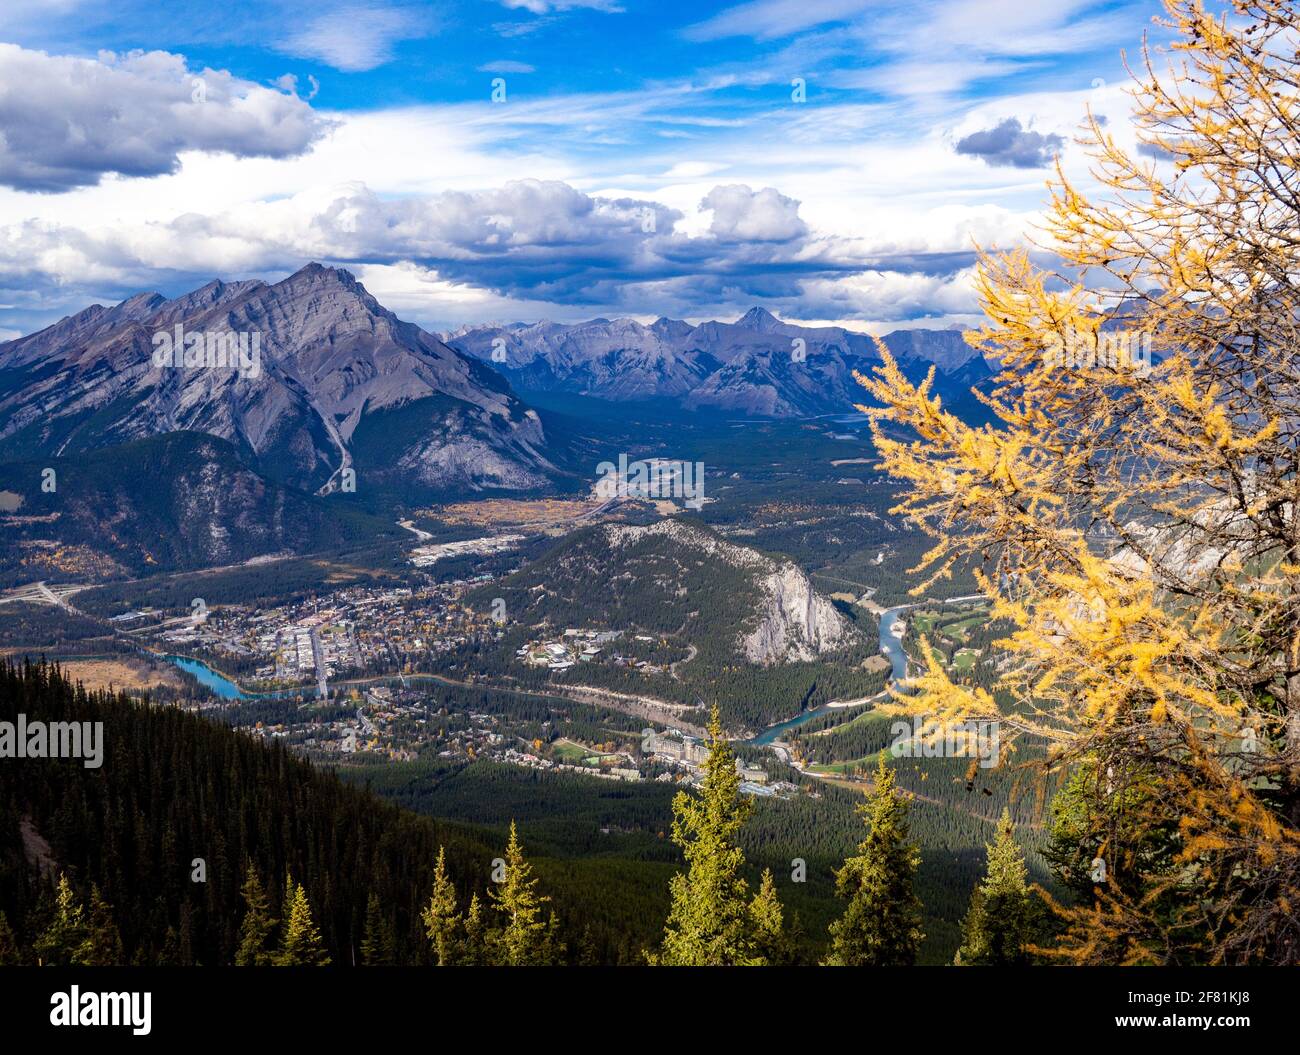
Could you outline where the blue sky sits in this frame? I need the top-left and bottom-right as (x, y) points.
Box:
(0, 0), (1174, 337)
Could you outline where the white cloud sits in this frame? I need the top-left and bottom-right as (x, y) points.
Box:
(686, 0), (877, 42)
(477, 60), (537, 73)
(278, 3), (429, 71)
(497, 0), (624, 13)
(661, 161), (727, 179)
(0, 0), (84, 23)
(702, 184), (807, 242)
(0, 44), (330, 192)
(0, 43), (1153, 334)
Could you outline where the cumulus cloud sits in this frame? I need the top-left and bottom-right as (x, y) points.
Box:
(954, 117), (1064, 169)
(0, 174), (982, 331)
(0, 44), (331, 193)
(701, 185), (808, 242)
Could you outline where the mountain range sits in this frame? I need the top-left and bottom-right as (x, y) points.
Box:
(0, 265), (999, 580)
(0, 263), (554, 498)
(0, 266), (995, 505)
(443, 308), (994, 418)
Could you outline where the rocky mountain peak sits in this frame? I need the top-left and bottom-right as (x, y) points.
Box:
(735, 306), (784, 332)
(0, 265), (556, 497)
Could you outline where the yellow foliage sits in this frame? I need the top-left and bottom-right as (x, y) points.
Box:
(857, 0), (1300, 964)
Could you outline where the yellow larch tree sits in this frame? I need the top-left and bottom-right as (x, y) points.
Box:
(856, 0), (1300, 964)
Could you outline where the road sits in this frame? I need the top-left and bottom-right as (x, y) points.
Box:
(0, 580), (86, 611)
(396, 520), (432, 541)
(310, 629), (328, 699)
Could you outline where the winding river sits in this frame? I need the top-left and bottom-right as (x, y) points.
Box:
(746, 604), (912, 745)
(746, 595), (984, 745)
(163, 656), (303, 700)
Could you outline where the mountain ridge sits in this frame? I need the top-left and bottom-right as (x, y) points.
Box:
(0, 264), (556, 497)
(442, 309), (993, 418)
(0, 431), (400, 583)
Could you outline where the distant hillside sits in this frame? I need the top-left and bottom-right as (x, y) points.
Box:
(468, 517), (888, 731)
(445, 309), (995, 420)
(0, 432), (400, 584)
(0, 662), (483, 964)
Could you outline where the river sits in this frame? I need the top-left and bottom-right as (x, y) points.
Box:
(746, 594), (985, 745)
(163, 656), (302, 700)
(747, 604), (912, 745)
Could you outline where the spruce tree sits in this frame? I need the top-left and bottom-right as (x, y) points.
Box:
(421, 846), (462, 966)
(234, 865), (277, 967)
(653, 706), (762, 966)
(487, 822), (556, 966)
(955, 809), (1038, 965)
(360, 892), (395, 966)
(462, 893), (487, 966)
(576, 924), (601, 966)
(276, 878), (331, 967)
(34, 874), (89, 967)
(825, 755), (924, 966)
(749, 869), (795, 966)
(80, 886), (124, 966)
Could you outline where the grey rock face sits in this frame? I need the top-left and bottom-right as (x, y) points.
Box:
(0, 264), (553, 494)
(445, 309), (992, 417)
(603, 519), (857, 664)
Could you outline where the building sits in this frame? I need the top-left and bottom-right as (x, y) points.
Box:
(648, 731), (710, 764)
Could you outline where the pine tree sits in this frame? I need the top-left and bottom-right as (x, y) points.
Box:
(955, 809), (1038, 965)
(576, 924), (601, 966)
(462, 893), (487, 967)
(276, 877), (331, 967)
(749, 869), (795, 966)
(421, 846), (462, 966)
(34, 874), (89, 967)
(825, 756), (924, 966)
(653, 706), (762, 966)
(234, 865), (277, 967)
(487, 821), (556, 966)
(360, 891), (395, 966)
(0, 911), (22, 966)
(80, 886), (124, 966)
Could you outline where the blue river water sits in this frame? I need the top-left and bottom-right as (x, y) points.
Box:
(165, 656), (252, 698)
(163, 655), (308, 700)
(747, 604), (911, 745)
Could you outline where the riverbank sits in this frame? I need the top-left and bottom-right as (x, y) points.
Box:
(745, 593), (987, 746)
